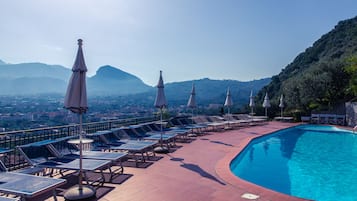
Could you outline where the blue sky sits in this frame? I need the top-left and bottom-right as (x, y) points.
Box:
(0, 0), (357, 86)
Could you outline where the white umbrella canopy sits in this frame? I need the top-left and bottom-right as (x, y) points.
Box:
(279, 94), (284, 108)
(187, 83), (196, 108)
(154, 70), (168, 153)
(249, 90), (255, 115)
(187, 83), (196, 125)
(279, 94), (284, 117)
(63, 39), (95, 200)
(154, 70), (167, 109)
(262, 92), (271, 116)
(224, 87), (233, 114)
(64, 39), (88, 113)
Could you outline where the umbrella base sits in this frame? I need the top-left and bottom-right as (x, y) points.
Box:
(154, 146), (169, 153)
(64, 185), (96, 201)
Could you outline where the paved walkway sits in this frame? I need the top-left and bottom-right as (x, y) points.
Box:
(46, 121), (309, 201)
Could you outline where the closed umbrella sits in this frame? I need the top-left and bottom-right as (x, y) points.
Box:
(249, 90), (255, 115)
(63, 39), (95, 200)
(187, 83), (196, 124)
(262, 92), (271, 117)
(224, 87), (233, 115)
(279, 94), (284, 117)
(154, 70), (168, 153)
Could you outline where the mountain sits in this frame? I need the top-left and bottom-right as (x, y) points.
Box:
(0, 77), (66, 94)
(0, 62), (71, 80)
(165, 78), (271, 108)
(0, 62), (152, 95)
(256, 16), (357, 115)
(0, 60), (270, 109)
(0, 62), (71, 95)
(87, 65), (152, 95)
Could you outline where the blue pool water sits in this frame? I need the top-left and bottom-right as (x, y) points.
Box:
(230, 125), (357, 201)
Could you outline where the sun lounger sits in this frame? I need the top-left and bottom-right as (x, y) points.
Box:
(143, 133), (177, 150)
(192, 115), (227, 131)
(87, 131), (157, 167)
(169, 117), (207, 133)
(45, 138), (127, 182)
(17, 141), (112, 186)
(0, 160), (66, 201)
(0, 172), (65, 200)
(106, 141), (156, 166)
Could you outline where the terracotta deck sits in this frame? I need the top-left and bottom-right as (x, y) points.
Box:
(46, 121), (311, 201)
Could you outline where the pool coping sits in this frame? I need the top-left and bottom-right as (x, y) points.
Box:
(215, 123), (312, 201)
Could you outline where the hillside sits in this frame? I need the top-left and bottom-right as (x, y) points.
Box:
(257, 16), (357, 115)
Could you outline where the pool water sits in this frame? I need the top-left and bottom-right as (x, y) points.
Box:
(230, 125), (357, 201)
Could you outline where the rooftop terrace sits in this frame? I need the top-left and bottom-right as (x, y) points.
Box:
(35, 121), (308, 201)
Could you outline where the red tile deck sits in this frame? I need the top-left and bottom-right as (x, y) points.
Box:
(47, 121), (312, 201)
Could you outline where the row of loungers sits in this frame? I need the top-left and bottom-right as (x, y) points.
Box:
(0, 121), (194, 200)
(186, 114), (267, 131)
(0, 115), (266, 200)
(0, 147), (67, 201)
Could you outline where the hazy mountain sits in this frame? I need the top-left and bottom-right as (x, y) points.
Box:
(0, 62), (152, 95)
(0, 60), (270, 109)
(0, 77), (67, 95)
(165, 78), (271, 107)
(0, 62), (71, 80)
(87, 65), (152, 95)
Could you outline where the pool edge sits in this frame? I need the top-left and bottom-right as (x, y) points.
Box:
(215, 123), (312, 201)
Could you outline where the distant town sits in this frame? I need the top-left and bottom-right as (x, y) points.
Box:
(0, 95), (233, 132)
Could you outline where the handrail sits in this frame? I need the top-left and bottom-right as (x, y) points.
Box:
(0, 115), (158, 171)
(0, 116), (157, 135)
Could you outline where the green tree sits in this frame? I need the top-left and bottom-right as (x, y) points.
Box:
(344, 55), (357, 96)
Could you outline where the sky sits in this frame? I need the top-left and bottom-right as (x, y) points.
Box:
(1, 0), (357, 86)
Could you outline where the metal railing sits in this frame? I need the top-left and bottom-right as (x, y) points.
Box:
(0, 116), (158, 171)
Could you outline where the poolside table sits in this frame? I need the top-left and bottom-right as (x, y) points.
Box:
(67, 138), (94, 151)
(0, 172), (66, 200)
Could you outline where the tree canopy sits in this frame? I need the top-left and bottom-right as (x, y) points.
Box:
(255, 16), (357, 117)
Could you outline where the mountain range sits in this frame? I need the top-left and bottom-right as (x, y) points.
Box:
(1, 16), (356, 115)
(0, 60), (271, 107)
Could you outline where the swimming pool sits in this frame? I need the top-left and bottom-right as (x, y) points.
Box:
(230, 125), (357, 201)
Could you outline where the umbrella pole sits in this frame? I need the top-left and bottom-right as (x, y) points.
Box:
(153, 107), (169, 153)
(281, 108), (283, 117)
(265, 108), (267, 117)
(191, 108), (195, 135)
(79, 113), (83, 190)
(160, 108), (163, 148)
